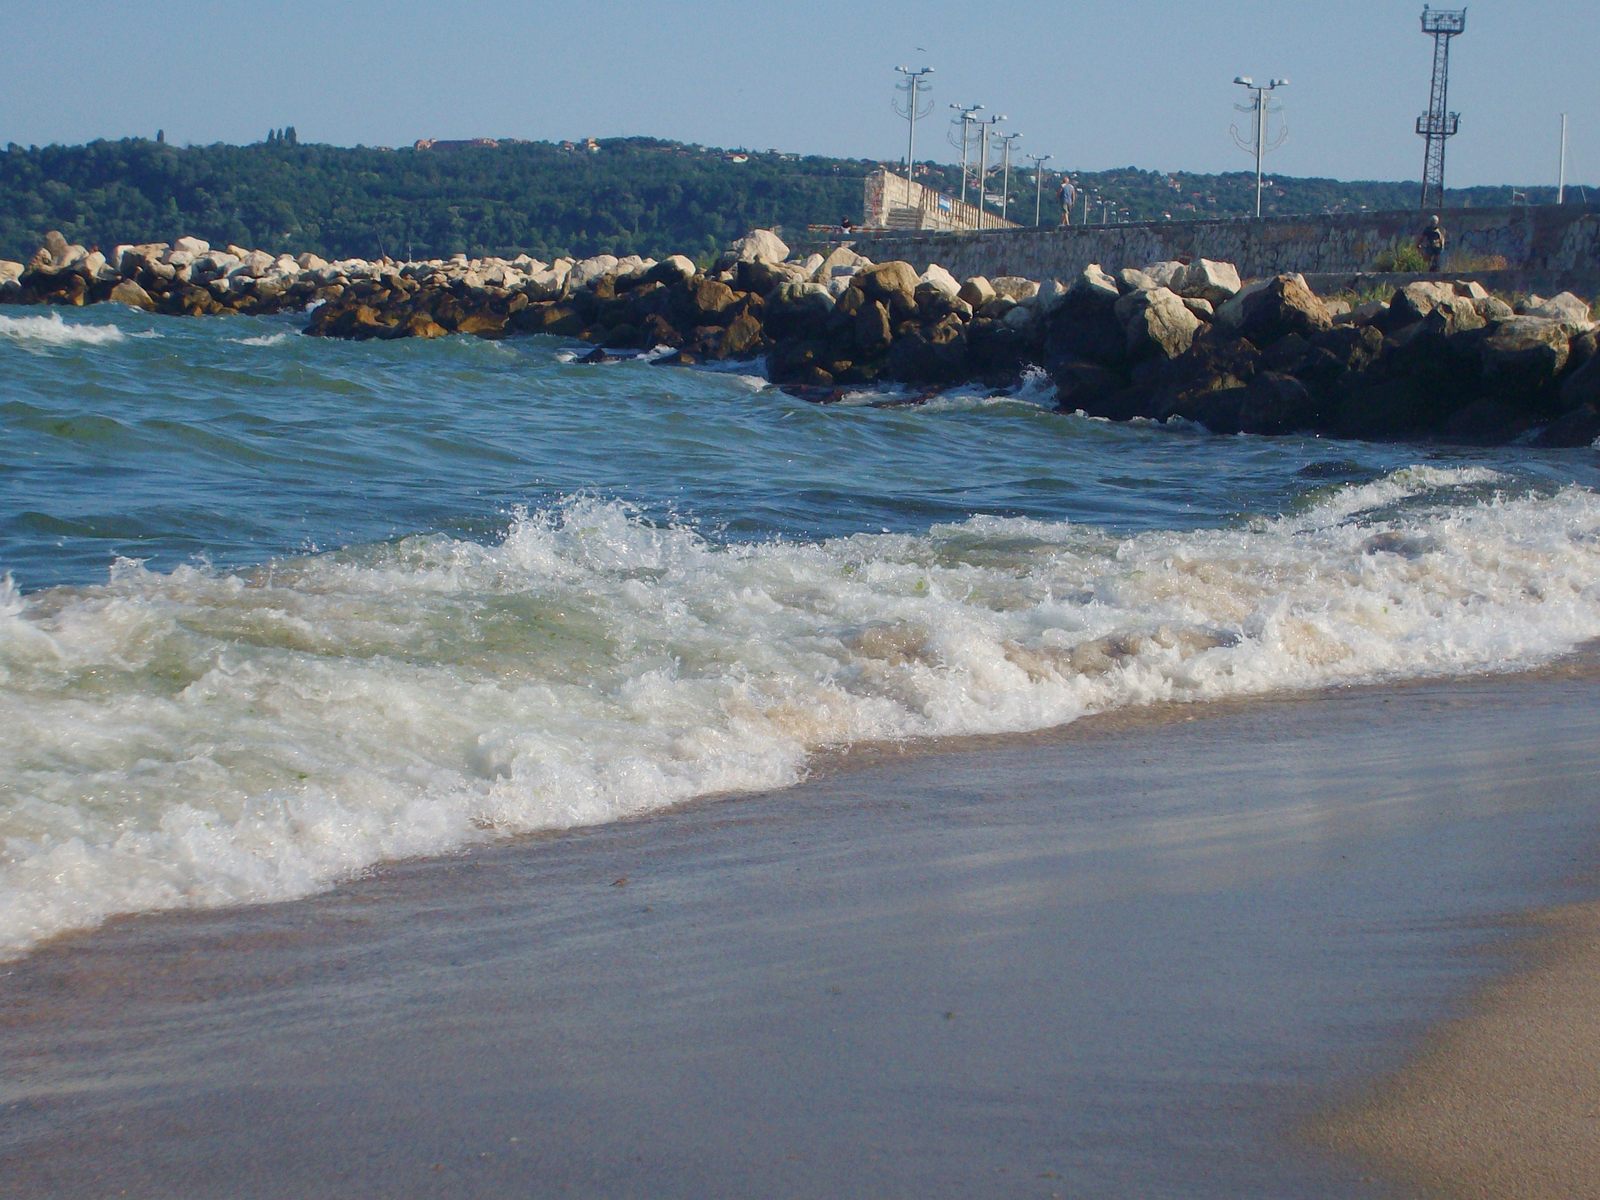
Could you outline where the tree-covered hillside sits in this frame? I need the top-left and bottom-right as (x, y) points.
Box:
(0, 134), (1583, 264)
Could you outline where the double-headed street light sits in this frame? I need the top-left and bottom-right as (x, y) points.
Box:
(973, 113), (1006, 228)
(893, 65), (935, 191)
(1232, 75), (1288, 217)
(1026, 152), (1052, 226)
(949, 103), (983, 204)
(997, 131), (1023, 223)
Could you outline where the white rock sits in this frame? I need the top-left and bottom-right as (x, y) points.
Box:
(172, 235), (210, 257)
(812, 245), (867, 282)
(296, 252), (329, 272)
(727, 228), (790, 264)
(1070, 264), (1121, 302)
(919, 263), (961, 298)
(1028, 278), (1069, 314)
(1527, 291), (1594, 330)
(1180, 295), (1215, 319)
(0, 261), (23, 283)
(568, 254), (620, 289)
(1141, 260), (1186, 289)
(1177, 258), (1242, 305)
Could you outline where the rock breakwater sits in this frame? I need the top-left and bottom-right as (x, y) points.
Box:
(5, 228), (1597, 446)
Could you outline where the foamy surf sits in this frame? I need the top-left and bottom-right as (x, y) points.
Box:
(2, 468), (1599, 959)
(0, 311), (134, 347)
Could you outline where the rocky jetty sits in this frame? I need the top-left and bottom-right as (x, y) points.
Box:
(4, 228), (1596, 446)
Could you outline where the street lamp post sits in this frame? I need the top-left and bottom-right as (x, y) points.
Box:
(893, 66), (935, 192)
(973, 114), (1005, 228)
(998, 132), (1022, 223)
(1026, 152), (1052, 226)
(949, 103), (983, 205)
(1232, 75), (1288, 217)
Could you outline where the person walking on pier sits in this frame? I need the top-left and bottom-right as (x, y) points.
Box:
(1058, 176), (1077, 226)
(1417, 214), (1446, 272)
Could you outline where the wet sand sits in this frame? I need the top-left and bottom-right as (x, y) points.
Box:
(2, 670), (1599, 1199)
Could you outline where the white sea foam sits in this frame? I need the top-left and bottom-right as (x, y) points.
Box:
(233, 332), (291, 347)
(0, 311), (130, 347)
(4, 468), (1600, 958)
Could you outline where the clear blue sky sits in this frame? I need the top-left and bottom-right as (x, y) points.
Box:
(4, 0), (1594, 191)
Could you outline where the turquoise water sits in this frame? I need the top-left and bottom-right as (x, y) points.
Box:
(4, 303), (1600, 956)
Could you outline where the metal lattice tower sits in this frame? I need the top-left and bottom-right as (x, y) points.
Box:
(1416, 6), (1466, 210)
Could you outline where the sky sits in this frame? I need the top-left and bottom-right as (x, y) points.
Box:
(3, 0), (1594, 191)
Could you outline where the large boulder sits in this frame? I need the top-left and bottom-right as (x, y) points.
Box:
(1526, 291), (1594, 332)
(108, 278), (156, 311)
(568, 254), (620, 290)
(855, 261), (920, 309)
(727, 228), (790, 265)
(1140, 261), (1186, 289)
(958, 276), (996, 308)
(644, 255), (696, 286)
(919, 263), (961, 299)
(172, 235), (210, 257)
(811, 244), (868, 283)
(1383, 280), (1456, 329)
(1176, 259), (1241, 306)
(1479, 316), (1570, 396)
(688, 277), (740, 323)
(1234, 274), (1331, 346)
(1068, 263), (1121, 304)
(1116, 286), (1201, 360)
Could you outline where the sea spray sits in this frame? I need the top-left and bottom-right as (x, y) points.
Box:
(4, 472), (1600, 957)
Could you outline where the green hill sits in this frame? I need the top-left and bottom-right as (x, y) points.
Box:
(0, 134), (1583, 264)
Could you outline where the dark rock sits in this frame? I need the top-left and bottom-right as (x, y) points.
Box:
(1236, 274), (1332, 347)
(1187, 385), (1248, 434)
(720, 311), (767, 358)
(1532, 405), (1600, 447)
(688, 277), (739, 324)
(1237, 372), (1317, 435)
(1479, 316), (1570, 402)
(1332, 376), (1450, 440)
(1558, 350), (1600, 413)
(1051, 359), (1125, 412)
(855, 261), (920, 307)
(1440, 398), (1534, 444)
(885, 316), (969, 384)
(1260, 332), (1310, 373)
(854, 300), (892, 355)
(456, 311), (509, 338)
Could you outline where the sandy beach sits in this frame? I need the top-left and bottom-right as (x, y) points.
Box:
(2, 668), (1599, 1199)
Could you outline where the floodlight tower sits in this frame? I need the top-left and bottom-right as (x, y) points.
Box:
(1416, 6), (1466, 211)
(893, 65), (935, 192)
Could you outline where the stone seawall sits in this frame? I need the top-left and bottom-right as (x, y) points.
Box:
(816, 204), (1600, 294)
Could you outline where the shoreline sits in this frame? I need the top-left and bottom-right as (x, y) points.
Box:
(1312, 900), (1600, 1199)
(4, 668), (1599, 1197)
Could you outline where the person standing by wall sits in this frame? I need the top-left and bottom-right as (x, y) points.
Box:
(1416, 214), (1446, 272)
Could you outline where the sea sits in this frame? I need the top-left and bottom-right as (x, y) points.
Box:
(4, 302), (1600, 962)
